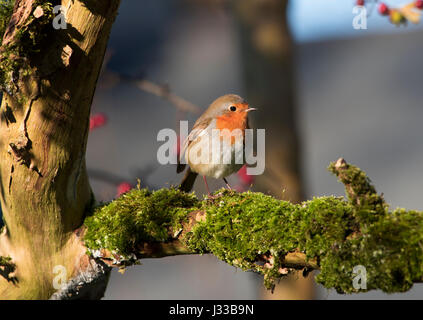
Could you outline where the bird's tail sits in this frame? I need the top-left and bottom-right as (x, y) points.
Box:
(179, 167), (198, 192)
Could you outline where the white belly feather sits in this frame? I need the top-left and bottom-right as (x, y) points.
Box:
(185, 126), (244, 179)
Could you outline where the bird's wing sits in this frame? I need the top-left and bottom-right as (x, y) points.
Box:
(177, 117), (212, 173)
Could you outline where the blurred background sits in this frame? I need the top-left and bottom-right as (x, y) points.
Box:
(82, 0), (423, 299)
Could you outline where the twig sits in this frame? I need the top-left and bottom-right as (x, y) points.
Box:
(99, 50), (201, 114)
(118, 73), (201, 115)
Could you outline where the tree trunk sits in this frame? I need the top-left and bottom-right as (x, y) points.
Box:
(0, 0), (120, 299)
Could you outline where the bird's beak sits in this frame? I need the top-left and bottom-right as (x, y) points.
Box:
(245, 108), (257, 112)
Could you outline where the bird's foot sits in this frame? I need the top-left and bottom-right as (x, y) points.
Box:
(223, 177), (233, 191)
(205, 193), (220, 200)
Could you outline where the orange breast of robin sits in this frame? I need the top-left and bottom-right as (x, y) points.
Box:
(216, 112), (247, 145)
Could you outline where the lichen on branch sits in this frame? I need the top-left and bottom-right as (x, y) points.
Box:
(83, 158), (423, 294)
(0, 0), (15, 40)
(0, 0), (54, 95)
(83, 187), (201, 264)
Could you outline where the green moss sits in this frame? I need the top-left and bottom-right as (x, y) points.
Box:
(328, 160), (387, 223)
(186, 191), (298, 289)
(0, 0), (15, 41)
(185, 191), (356, 290)
(318, 208), (423, 293)
(83, 161), (423, 294)
(0, 1), (54, 94)
(84, 187), (200, 262)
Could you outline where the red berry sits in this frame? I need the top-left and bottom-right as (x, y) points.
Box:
(117, 182), (131, 196)
(356, 0), (365, 6)
(378, 3), (390, 15)
(416, 0), (423, 9)
(94, 113), (107, 127)
(89, 113), (108, 130)
(237, 165), (254, 186)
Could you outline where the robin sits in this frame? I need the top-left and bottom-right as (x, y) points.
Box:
(178, 94), (256, 195)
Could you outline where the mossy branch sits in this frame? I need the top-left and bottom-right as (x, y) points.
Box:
(83, 158), (423, 294)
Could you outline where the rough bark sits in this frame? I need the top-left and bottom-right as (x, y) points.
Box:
(0, 0), (120, 299)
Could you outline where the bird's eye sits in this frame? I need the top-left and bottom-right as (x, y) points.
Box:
(229, 106), (237, 112)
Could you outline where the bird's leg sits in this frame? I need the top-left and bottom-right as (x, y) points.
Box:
(203, 176), (212, 196)
(223, 177), (232, 190)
